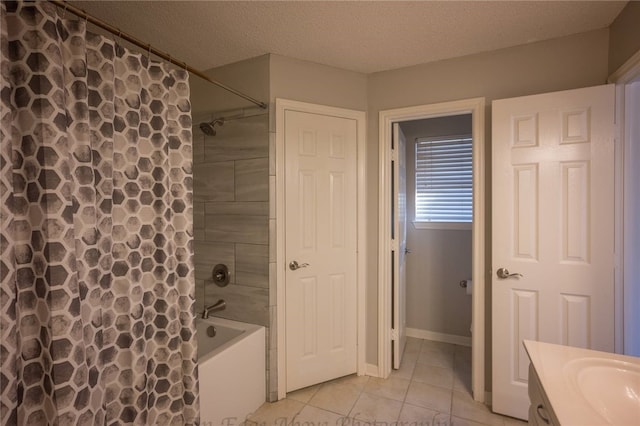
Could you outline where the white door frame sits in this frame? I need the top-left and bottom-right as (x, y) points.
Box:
(378, 98), (486, 402)
(609, 50), (640, 355)
(275, 99), (367, 400)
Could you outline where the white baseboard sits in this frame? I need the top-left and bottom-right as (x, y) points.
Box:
(406, 327), (472, 347)
(364, 363), (380, 377)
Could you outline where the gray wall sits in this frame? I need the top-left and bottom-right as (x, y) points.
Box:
(608, 1), (640, 75)
(366, 29), (611, 389)
(269, 54), (368, 112)
(400, 115), (473, 338)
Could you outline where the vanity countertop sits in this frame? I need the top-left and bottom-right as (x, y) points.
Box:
(524, 340), (640, 425)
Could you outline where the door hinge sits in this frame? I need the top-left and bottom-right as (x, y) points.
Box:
(391, 328), (399, 340)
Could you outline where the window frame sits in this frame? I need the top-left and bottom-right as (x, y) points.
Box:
(413, 133), (473, 230)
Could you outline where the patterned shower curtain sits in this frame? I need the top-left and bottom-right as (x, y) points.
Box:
(0, 2), (199, 425)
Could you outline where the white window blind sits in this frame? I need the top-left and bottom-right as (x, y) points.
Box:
(415, 135), (472, 223)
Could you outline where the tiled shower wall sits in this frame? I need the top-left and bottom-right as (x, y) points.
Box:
(192, 111), (274, 395)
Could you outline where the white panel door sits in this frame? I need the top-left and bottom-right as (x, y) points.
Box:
(285, 110), (358, 392)
(393, 123), (408, 369)
(492, 85), (615, 419)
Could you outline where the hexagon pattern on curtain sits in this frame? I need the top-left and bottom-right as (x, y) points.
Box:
(0, 2), (199, 424)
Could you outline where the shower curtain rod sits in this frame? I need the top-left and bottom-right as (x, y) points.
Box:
(49, 0), (268, 109)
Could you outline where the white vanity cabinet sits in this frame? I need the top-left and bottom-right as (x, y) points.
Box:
(527, 364), (558, 426)
(524, 340), (640, 426)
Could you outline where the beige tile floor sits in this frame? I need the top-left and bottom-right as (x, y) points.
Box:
(246, 338), (527, 426)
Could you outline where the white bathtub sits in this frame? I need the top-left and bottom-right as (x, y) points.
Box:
(197, 317), (266, 426)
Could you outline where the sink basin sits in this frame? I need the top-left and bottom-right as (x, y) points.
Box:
(564, 357), (640, 425)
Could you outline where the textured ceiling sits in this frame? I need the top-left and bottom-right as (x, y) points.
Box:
(71, 1), (627, 74)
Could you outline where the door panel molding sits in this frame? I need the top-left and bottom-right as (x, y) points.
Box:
(275, 99), (366, 400)
(378, 98), (486, 401)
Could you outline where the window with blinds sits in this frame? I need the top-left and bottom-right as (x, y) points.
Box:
(415, 135), (472, 225)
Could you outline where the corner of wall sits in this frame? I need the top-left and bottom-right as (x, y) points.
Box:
(608, 1), (640, 75)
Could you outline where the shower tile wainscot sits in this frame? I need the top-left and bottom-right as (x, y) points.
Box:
(192, 110), (273, 398)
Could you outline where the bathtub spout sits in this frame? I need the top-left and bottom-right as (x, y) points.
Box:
(202, 299), (226, 319)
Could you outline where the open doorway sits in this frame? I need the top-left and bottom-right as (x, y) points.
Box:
(400, 115), (474, 348)
(378, 98), (486, 402)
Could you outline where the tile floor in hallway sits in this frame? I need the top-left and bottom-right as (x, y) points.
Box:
(246, 337), (527, 426)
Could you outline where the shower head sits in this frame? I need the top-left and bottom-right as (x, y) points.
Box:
(199, 118), (224, 136)
(199, 122), (216, 136)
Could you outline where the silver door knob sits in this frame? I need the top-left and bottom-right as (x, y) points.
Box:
(289, 260), (309, 271)
(497, 267), (523, 279)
